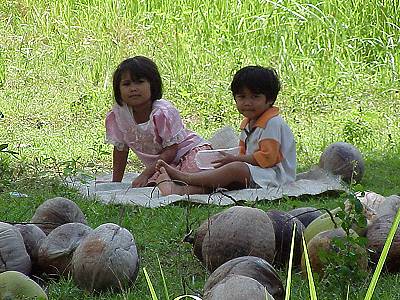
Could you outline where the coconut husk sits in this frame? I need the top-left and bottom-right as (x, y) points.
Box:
(0, 222), (31, 275)
(14, 224), (46, 273)
(192, 212), (222, 262)
(201, 206), (275, 272)
(288, 207), (322, 228)
(0, 271), (48, 300)
(376, 195), (400, 218)
(266, 209), (305, 267)
(204, 274), (275, 300)
(367, 213), (400, 272)
(302, 228), (367, 276)
(204, 256), (283, 300)
(31, 197), (87, 235)
(71, 223), (139, 292)
(37, 222), (92, 276)
(319, 142), (364, 183)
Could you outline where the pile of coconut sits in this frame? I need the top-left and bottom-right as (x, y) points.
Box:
(191, 195), (400, 299)
(0, 197), (139, 298)
(190, 205), (317, 299)
(299, 190), (400, 277)
(190, 142), (400, 297)
(191, 205), (313, 270)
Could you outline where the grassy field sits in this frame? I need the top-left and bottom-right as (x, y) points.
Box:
(1, 0), (400, 299)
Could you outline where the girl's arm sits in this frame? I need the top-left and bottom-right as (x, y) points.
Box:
(112, 147), (129, 182)
(132, 143), (179, 187)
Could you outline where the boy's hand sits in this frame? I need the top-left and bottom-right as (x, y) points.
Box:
(211, 151), (237, 168)
(132, 173), (150, 187)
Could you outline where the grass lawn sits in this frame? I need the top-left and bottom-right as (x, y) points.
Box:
(1, 0), (400, 299)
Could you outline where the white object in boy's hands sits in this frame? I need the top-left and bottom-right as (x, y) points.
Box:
(196, 147), (240, 170)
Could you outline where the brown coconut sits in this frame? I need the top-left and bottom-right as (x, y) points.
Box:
(288, 207), (322, 228)
(37, 222), (92, 276)
(367, 213), (400, 272)
(204, 256), (284, 300)
(201, 206), (275, 272)
(14, 224), (46, 273)
(266, 209), (305, 267)
(31, 197), (87, 235)
(192, 212), (222, 262)
(203, 274), (275, 300)
(0, 222), (31, 275)
(319, 142), (365, 183)
(302, 228), (368, 276)
(71, 223), (140, 292)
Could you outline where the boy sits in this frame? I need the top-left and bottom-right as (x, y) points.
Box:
(156, 66), (296, 195)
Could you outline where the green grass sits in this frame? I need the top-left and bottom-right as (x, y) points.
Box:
(1, 0), (399, 169)
(1, 0), (400, 299)
(1, 175), (400, 299)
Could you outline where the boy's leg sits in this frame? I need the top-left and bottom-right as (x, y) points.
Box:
(156, 160), (252, 189)
(155, 167), (211, 195)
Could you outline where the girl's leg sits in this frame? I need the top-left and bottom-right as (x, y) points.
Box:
(155, 167), (211, 195)
(156, 160), (252, 189)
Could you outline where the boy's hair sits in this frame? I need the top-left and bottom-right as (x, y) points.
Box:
(113, 56), (163, 105)
(230, 66), (281, 104)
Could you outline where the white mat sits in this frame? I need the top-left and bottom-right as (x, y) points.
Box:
(69, 127), (346, 207)
(68, 166), (346, 208)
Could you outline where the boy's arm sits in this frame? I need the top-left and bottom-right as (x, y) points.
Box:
(213, 139), (281, 168)
(212, 152), (257, 167)
(236, 153), (259, 165)
(250, 117), (284, 168)
(252, 139), (282, 168)
(112, 147), (128, 182)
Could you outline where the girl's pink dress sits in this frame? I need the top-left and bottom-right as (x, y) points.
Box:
(105, 99), (210, 182)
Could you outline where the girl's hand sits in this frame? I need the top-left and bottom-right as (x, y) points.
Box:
(211, 151), (237, 168)
(132, 173), (150, 187)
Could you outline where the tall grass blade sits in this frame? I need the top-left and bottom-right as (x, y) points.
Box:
(364, 208), (400, 300)
(158, 255), (170, 299)
(262, 0), (307, 21)
(143, 267), (159, 300)
(302, 236), (318, 300)
(285, 222), (297, 300)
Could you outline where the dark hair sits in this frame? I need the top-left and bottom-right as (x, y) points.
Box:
(230, 66), (281, 104)
(112, 56), (163, 106)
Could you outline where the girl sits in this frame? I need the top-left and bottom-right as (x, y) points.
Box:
(105, 56), (211, 188)
(156, 65), (296, 195)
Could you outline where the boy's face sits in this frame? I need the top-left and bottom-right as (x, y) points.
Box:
(234, 87), (273, 121)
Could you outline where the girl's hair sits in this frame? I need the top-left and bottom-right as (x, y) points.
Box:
(113, 56), (163, 105)
(230, 66), (281, 104)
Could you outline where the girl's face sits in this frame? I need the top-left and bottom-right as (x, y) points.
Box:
(234, 87), (273, 121)
(119, 71), (152, 108)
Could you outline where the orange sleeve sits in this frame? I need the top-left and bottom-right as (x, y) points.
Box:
(239, 140), (246, 155)
(252, 139), (283, 168)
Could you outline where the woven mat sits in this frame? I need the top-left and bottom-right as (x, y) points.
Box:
(68, 166), (345, 207)
(69, 127), (345, 207)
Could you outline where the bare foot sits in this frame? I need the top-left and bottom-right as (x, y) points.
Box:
(156, 160), (186, 182)
(156, 167), (187, 196)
